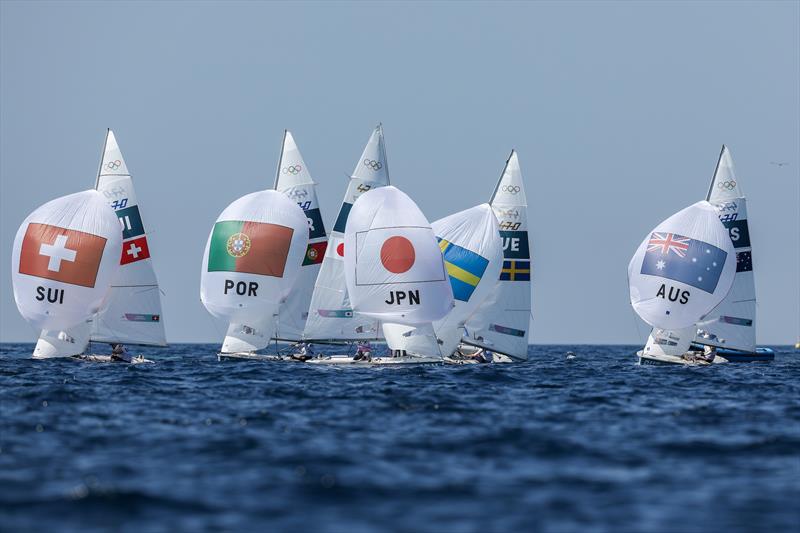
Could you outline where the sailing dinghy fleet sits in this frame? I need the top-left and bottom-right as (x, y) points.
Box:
(11, 127), (776, 366)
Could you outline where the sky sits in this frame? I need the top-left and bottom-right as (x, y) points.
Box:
(1, 1), (798, 345)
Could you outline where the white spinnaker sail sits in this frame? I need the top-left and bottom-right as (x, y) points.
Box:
(11, 190), (122, 357)
(463, 151), (532, 360)
(694, 146), (756, 352)
(88, 129), (167, 346)
(629, 201), (736, 330)
(303, 124), (390, 341)
(642, 326), (695, 357)
(392, 204), (503, 357)
(343, 186), (453, 352)
(273, 131), (327, 341)
(200, 190), (308, 353)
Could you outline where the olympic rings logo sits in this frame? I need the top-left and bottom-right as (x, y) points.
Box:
(501, 185), (520, 194)
(717, 180), (737, 190)
(363, 159), (383, 171)
(282, 165), (302, 175)
(105, 160), (122, 171)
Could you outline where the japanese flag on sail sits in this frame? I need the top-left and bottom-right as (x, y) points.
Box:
(355, 227), (446, 286)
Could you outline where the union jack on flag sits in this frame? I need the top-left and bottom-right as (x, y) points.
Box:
(647, 232), (690, 257)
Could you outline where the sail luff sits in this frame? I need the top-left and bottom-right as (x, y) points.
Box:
(706, 145), (727, 201)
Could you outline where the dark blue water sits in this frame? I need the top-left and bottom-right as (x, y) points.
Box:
(1, 344), (798, 532)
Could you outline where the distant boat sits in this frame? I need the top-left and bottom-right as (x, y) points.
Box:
(12, 190), (122, 361)
(461, 150), (532, 362)
(629, 146), (773, 365)
(272, 130), (328, 343)
(309, 186), (454, 365)
(14, 130), (165, 363)
(201, 190), (308, 358)
(301, 124), (391, 347)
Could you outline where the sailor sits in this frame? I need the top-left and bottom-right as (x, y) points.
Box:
(701, 345), (717, 363)
(110, 343), (131, 363)
(292, 342), (314, 362)
(354, 341), (372, 361)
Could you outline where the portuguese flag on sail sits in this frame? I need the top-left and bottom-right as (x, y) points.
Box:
(207, 220), (293, 277)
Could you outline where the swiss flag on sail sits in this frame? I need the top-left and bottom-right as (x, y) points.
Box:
(120, 236), (151, 265)
(18, 223), (107, 288)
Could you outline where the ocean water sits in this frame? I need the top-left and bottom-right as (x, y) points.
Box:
(1, 344), (798, 533)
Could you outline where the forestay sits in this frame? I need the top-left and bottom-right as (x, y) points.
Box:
(464, 151), (532, 360)
(200, 190), (308, 353)
(628, 200), (736, 330)
(89, 129), (167, 347)
(12, 190), (122, 357)
(694, 146), (756, 352)
(303, 124), (390, 341)
(273, 131), (328, 341)
(391, 204), (503, 357)
(343, 186), (453, 350)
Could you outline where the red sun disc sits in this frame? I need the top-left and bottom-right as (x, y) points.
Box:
(380, 236), (415, 274)
(336, 243), (344, 256)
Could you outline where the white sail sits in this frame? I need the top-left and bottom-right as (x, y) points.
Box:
(694, 146), (756, 352)
(628, 201), (736, 330)
(88, 129), (167, 346)
(273, 131), (327, 341)
(343, 186), (453, 352)
(642, 326), (695, 358)
(302, 124), (390, 341)
(463, 151), (532, 360)
(392, 204), (504, 357)
(33, 323), (91, 359)
(200, 190), (308, 353)
(12, 190), (122, 356)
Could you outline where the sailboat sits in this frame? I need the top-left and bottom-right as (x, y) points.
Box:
(16, 130), (166, 363)
(309, 186), (454, 365)
(383, 204), (504, 363)
(272, 131), (328, 346)
(301, 124), (391, 351)
(201, 189), (309, 358)
(629, 198), (737, 365)
(462, 150), (532, 362)
(635, 146), (775, 364)
(12, 190), (122, 360)
(691, 146), (774, 362)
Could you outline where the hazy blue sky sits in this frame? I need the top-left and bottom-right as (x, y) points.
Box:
(1, 1), (798, 344)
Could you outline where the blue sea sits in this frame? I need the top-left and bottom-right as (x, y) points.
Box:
(1, 344), (798, 532)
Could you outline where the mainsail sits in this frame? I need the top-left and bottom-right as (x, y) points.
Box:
(628, 201), (736, 330)
(343, 186), (453, 353)
(463, 151), (532, 360)
(303, 124), (391, 341)
(88, 129), (167, 347)
(200, 190), (308, 353)
(11, 190), (122, 358)
(273, 131), (327, 341)
(694, 146), (757, 352)
(391, 204), (504, 357)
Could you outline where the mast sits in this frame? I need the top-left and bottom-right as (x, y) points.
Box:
(273, 130), (288, 190)
(94, 128), (111, 190)
(377, 123), (390, 185)
(489, 150), (515, 203)
(706, 144), (727, 201)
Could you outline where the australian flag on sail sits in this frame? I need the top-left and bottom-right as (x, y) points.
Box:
(640, 232), (728, 293)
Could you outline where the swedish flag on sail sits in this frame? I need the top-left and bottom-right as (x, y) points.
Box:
(438, 238), (489, 302)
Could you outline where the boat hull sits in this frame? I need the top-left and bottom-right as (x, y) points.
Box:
(307, 354), (442, 366)
(217, 352), (286, 362)
(72, 354), (154, 364)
